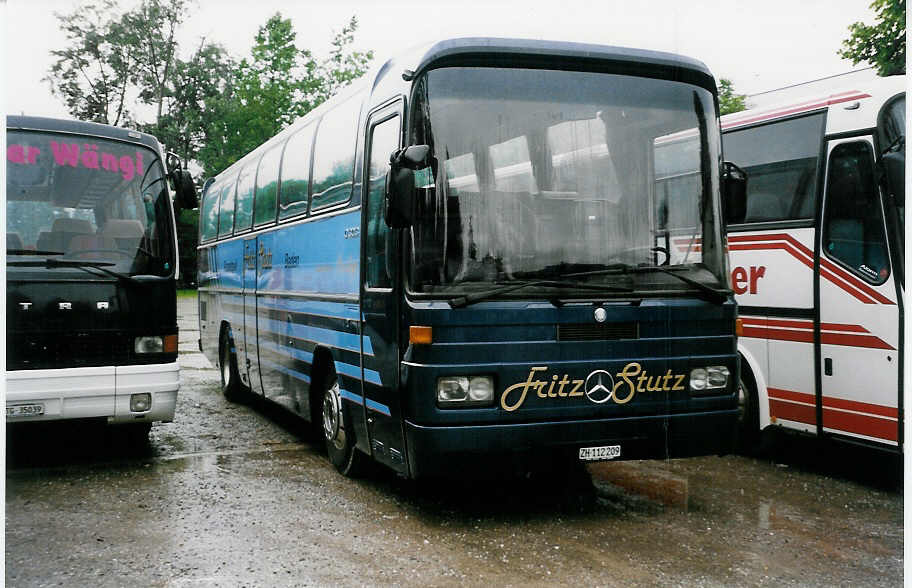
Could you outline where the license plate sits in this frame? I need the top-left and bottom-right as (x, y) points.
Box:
(7, 404), (45, 418)
(579, 445), (621, 461)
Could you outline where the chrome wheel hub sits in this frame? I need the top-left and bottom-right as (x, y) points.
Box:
(323, 380), (343, 448)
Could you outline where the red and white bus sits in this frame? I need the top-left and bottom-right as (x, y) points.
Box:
(721, 75), (905, 452)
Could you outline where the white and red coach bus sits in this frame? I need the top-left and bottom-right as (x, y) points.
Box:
(721, 75), (905, 452)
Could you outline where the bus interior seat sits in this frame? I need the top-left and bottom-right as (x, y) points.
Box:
(37, 218), (93, 252)
(101, 219), (145, 251)
(7, 232), (23, 250)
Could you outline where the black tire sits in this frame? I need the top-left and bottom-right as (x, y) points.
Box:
(219, 327), (246, 402)
(321, 374), (368, 477)
(737, 374), (760, 453)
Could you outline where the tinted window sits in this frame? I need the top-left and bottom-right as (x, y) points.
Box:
(200, 182), (220, 242)
(217, 179), (236, 238)
(279, 123), (316, 220)
(365, 114), (400, 288)
(234, 163), (255, 232)
(255, 143), (283, 225)
(822, 141), (889, 283)
(311, 94), (361, 211)
(724, 113), (825, 223)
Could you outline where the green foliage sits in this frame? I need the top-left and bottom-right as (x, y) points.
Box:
(197, 14), (374, 177)
(718, 78), (747, 116)
(45, 0), (136, 126)
(840, 0), (906, 76)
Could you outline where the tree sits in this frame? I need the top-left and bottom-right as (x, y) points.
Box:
(197, 14), (374, 176)
(718, 78), (747, 116)
(840, 0), (906, 76)
(46, 0), (137, 126)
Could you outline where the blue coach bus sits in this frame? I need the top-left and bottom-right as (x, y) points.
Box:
(198, 38), (744, 478)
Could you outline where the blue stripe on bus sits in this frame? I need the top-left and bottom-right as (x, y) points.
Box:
(338, 389), (392, 417)
(258, 339), (315, 364)
(259, 357), (311, 384)
(334, 360), (382, 386)
(257, 316), (373, 355)
(256, 297), (360, 322)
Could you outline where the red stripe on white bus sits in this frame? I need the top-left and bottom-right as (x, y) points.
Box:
(728, 233), (893, 305)
(739, 317), (894, 350)
(721, 92), (871, 130)
(767, 387), (898, 440)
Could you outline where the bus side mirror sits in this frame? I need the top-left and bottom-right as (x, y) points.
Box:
(722, 161), (747, 224)
(175, 170), (199, 211)
(385, 145), (433, 228)
(882, 150), (904, 207)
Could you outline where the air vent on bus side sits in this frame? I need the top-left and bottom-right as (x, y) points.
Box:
(557, 322), (639, 341)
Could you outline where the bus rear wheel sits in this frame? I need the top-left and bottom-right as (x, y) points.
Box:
(219, 328), (245, 402)
(322, 375), (368, 477)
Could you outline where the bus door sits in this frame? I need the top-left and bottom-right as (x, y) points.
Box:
(242, 236), (264, 395)
(256, 231), (285, 405)
(817, 137), (900, 446)
(360, 101), (407, 474)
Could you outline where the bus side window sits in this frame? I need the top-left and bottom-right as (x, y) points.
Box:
(200, 182), (220, 242)
(254, 143), (283, 226)
(234, 163), (256, 232)
(365, 114), (400, 288)
(279, 123), (316, 220)
(723, 113), (825, 224)
(311, 95), (360, 212)
(217, 178), (237, 238)
(822, 141), (889, 283)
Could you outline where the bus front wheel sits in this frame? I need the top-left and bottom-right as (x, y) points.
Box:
(219, 328), (245, 402)
(737, 373), (760, 453)
(322, 375), (368, 477)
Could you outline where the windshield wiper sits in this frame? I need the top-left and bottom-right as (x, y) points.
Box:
(449, 279), (633, 309)
(561, 264), (728, 304)
(7, 249), (64, 256)
(8, 258), (138, 284)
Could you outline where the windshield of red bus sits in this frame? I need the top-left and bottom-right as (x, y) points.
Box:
(7, 131), (175, 277)
(407, 66), (726, 297)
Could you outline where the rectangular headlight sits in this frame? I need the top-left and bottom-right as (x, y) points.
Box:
(690, 366), (730, 394)
(135, 336), (164, 354)
(437, 376), (494, 407)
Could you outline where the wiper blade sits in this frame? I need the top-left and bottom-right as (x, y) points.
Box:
(628, 265), (729, 304)
(449, 279), (633, 309)
(7, 249), (64, 256)
(8, 258), (137, 283)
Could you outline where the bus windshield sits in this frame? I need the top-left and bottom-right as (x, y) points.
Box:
(7, 131), (174, 277)
(407, 66), (726, 296)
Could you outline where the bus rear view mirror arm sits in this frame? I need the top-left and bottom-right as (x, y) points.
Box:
(166, 152), (199, 212)
(385, 145), (434, 228)
(722, 161), (747, 225)
(881, 149), (904, 208)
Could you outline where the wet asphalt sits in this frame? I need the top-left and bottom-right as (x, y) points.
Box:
(4, 295), (903, 587)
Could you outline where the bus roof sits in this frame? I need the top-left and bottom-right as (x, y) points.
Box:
(721, 74), (906, 134)
(397, 37), (716, 91)
(7, 115), (163, 151)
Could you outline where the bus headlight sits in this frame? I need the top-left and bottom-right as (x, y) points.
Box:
(437, 376), (494, 407)
(690, 366), (730, 394)
(135, 336), (164, 354)
(135, 334), (178, 354)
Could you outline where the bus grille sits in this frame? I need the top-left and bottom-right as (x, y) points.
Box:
(7, 332), (132, 370)
(557, 322), (638, 341)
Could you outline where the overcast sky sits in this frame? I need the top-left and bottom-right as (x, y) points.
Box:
(4, 0), (879, 119)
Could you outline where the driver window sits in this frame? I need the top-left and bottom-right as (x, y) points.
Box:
(822, 141), (889, 283)
(365, 113), (400, 289)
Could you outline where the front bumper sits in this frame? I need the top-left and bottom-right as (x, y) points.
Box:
(6, 362), (179, 424)
(404, 408), (737, 478)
